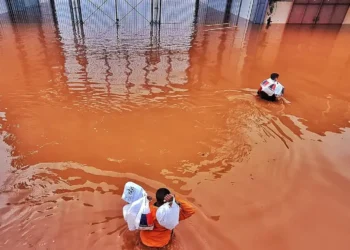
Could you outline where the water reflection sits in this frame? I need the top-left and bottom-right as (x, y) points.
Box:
(1, 1), (350, 250)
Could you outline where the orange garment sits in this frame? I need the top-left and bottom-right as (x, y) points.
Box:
(140, 197), (195, 248)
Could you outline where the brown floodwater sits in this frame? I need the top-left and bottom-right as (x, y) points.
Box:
(1, 3), (350, 250)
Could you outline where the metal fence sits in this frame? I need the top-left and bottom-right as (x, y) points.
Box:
(0, 0), (257, 100)
(0, 0), (253, 27)
(0, 0), (259, 50)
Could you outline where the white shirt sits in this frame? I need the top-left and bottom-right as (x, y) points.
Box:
(260, 78), (284, 97)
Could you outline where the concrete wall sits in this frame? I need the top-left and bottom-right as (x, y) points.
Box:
(343, 7), (350, 24)
(266, 1), (293, 24)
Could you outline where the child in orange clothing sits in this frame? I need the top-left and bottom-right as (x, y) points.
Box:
(140, 188), (195, 248)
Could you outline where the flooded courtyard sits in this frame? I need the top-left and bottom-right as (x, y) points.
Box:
(1, 1), (350, 249)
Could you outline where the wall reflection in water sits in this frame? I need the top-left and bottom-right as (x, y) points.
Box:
(0, 0), (256, 195)
(0, 0), (253, 108)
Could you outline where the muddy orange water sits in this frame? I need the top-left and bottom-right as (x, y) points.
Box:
(1, 5), (350, 250)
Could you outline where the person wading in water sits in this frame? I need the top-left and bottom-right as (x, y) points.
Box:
(257, 73), (283, 101)
(140, 188), (195, 248)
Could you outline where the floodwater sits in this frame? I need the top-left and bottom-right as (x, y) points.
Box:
(1, 2), (350, 250)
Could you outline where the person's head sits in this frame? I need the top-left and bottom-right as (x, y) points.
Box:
(156, 188), (170, 206)
(270, 73), (279, 81)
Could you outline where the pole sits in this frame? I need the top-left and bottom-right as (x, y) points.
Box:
(74, 0), (85, 37)
(76, 0), (84, 24)
(224, 0), (233, 24)
(194, 0), (199, 24)
(49, 0), (58, 25)
(155, 0), (158, 24)
(159, 0), (162, 24)
(115, 0), (119, 23)
(68, 0), (77, 36)
(5, 0), (15, 23)
(314, 0), (326, 24)
(236, 0), (243, 26)
(151, 0), (154, 24)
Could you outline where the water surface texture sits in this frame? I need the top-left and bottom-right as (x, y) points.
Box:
(1, 1), (350, 250)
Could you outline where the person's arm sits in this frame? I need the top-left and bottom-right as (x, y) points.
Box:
(176, 197), (195, 221)
(163, 194), (195, 221)
(257, 86), (262, 95)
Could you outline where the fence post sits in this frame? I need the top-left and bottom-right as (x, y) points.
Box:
(115, 0), (119, 23)
(76, 0), (84, 24)
(194, 0), (200, 24)
(236, 0), (243, 26)
(159, 0), (162, 24)
(224, 0), (233, 24)
(49, 0), (58, 25)
(151, 0), (154, 24)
